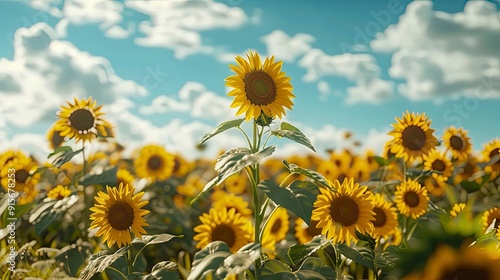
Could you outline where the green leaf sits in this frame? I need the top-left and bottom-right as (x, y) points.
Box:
(372, 156), (387, 167)
(374, 245), (399, 270)
(288, 236), (329, 266)
(337, 244), (374, 271)
(75, 244), (126, 280)
(79, 167), (118, 186)
(143, 261), (179, 279)
(191, 146), (275, 205)
(48, 146), (84, 168)
(260, 271), (327, 280)
(131, 233), (179, 246)
(272, 122), (316, 152)
(260, 259), (292, 275)
(188, 241), (232, 280)
(298, 257), (336, 279)
(258, 180), (317, 225)
(197, 118), (245, 147)
(283, 161), (331, 189)
(217, 243), (261, 279)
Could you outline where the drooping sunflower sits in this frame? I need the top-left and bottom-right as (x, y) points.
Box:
(224, 173), (248, 195)
(482, 139), (500, 178)
(212, 192), (253, 218)
(225, 51), (294, 121)
(370, 193), (398, 238)
(47, 185), (71, 200)
(55, 97), (112, 143)
(46, 124), (65, 150)
(423, 149), (453, 180)
(134, 144), (175, 182)
(423, 175), (448, 197)
(263, 207), (290, 243)
(311, 178), (375, 244)
(443, 126), (472, 161)
(482, 207), (500, 233)
(90, 183), (149, 248)
(389, 111), (438, 162)
(294, 218), (323, 244)
(193, 208), (252, 253)
(394, 180), (429, 219)
(1, 157), (40, 205)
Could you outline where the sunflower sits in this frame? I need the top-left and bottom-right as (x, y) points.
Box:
(394, 180), (429, 219)
(389, 111), (438, 162)
(225, 51), (294, 121)
(224, 173), (248, 195)
(116, 168), (135, 187)
(453, 155), (481, 185)
(46, 124), (65, 150)
(193, 208), (252, 253)
(212, 192), (253, 218)
(47, 185), (71, 200)
(370, 193), (398, 238)
(1, 157), (40, 205)
(482, 139), (500, 178)
(90, 183), (149, 248)
(134, 144), (175, 182)
(383, 140), (398, 160)
(423, 176), (448, 197)
(311, 178), (374, 244)
(482, 207), (500, 233)
(294, 218), (323, 244)
(263, 207), (290, 242)
(423, 149), (453, 180)
(450, 203), (467, 218)
(55, 97), (112, 143)
(177, 174), (206, 197)
(443, 126), (472, 161)
(404, 243), (500, 280)
(172, 154), (191, 178)
(381, 227), (402, 249)
(0, 149), (28, 167)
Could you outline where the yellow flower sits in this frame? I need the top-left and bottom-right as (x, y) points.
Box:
(134, 144), (175, 182)
(370, 193), (398, 238)
(1, 157), (40, 205)
(443, 126), (472, 161)
(423, 176), (448, 197)
(117, 168), (135, 188)
(383, 140), (398, 160)
(47, 185), (71, 200)
(482, 139), (500, 178)
(294, 218), (323, 244)
(193, 208), (252, 253)
(482, 207), (500, 233)
(389, 111), (438, 162)
(263, 207), (290, 243)
(55, 97), (112, 143)
(90, 183), (149, 248)
(172, 154), (191, 178)
(450, 203), (469, 219)
(211, 192), (253, 218)
(46, 124), (65, 150)
(423, 149), (453, 180)
(453, 155), (481, 185)
(224, 173), (248, 195)
(394, 180), (429, 219)
(177, 175), (206, 197)
(0, 149), (28, 168)
(311, 178), (375, 244)
(225, 51), (294, 121)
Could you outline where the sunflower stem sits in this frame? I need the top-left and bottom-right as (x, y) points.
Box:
(279, 172), (295, 188)
(251, 121), (262, 278)
(401, 216), (409, 248)
(238, 127), (253, 149)
(105, 266), (127, 280)
(127, 249), (133, 275)
(258, 205), (280, 243)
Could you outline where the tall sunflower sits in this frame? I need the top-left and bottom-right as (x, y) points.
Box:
(394, 180), (429, 219)
(389, 111), (438, 162)
(370, 193), (398, 238)
(423, 149), (453, 180)
(262, 207), (290, 242)
(1, 157), (40, 205)
(90, 183), (149, 248)
(443, 126), (472, 161)
(482, 139), (500, 178)
(193, 208), (252, 253)
(55, 97), (112, 143)
(311, 178), (375, 244)
(46, 124), (65, 150)
(225, 51), (294, 121)
(134, 144), (175, 182)
(294, 218), (323, 244)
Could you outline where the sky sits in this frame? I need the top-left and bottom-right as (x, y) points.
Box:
(0, 0), (499, 161)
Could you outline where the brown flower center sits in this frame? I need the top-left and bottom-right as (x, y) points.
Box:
(489, 148), (500, 165)
(372, 207), (387, 228)
(271, 218), (282, 234)
(107, 201), (134, 230)
(147, 155), (163, 170)
(305, 220), (323, 237)
(449, 135), (464, 150)
(403, 191), (420, 207)
(69, 109), (95, 132)
(442, 266), (490, 280)
(212, 224), (236, 248)
(402, 125), (426, 151)
(172, 157), (180, 173)
(330, 196), (360, 226)
(15, 169), (29, 184)
(431, 159), (446, 172)
(51, 130), (65, 148)
(337, 174), (347, 183)
(244, 70), (277, 105)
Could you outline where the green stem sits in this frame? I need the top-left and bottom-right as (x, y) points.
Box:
(128, 249), (133, 274)
(82, 144), (87, 174)
(251, 166), (261, 243)
(238, 127), (253, 149)
(262, 131), (273, 149)
(252, 122), (258, 152)
(132, 246), (146, 269)
(258, 205), (280, 242)
(105, 266), (127, 280)
(401, 216), (409, 248)
(279, 172), (295, 188)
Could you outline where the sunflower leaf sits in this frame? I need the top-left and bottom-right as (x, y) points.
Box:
(197, 118), (245, 148)
(144, 261), (179, 279)
(79, 166), (118, 186)
(48, 146), (84, 168)
(283, 161), (332, 189)
(79, 246), (129, 280)
(272, 122), (316, 152)
(188, 241), (231, 280)
(287, 236), (330, 266)
(131, 233), (180, 246)
(190, 146), (275, 205)
(298, 257), (336, 279)
(337, 243), (375, 271)
(260, 271), (328, 280)
(260, 259), (292, 275)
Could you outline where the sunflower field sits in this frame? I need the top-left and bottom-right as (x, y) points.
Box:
(1, 51), (500, 280)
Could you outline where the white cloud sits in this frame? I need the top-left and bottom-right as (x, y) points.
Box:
(26, 0), (63, 18)
(104, 23), (134, 39)
(298, 49), (394, 104)
(371, 1), (500, 101)
(261, 30), (315, 62)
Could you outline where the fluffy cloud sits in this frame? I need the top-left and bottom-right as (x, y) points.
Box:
(261, 30), (315, 62)
(298, 49), (394, 104)
(139, 82), (236, 121)
(371, 1), (500, 101)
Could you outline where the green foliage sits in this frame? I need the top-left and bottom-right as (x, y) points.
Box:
(79, 166), (118, 186)
(272, 122), (316, 152)
(48, 146), (84, 168)
(79, 246), (130, 280)
(197, 118), (245, 148)
(287, 236), (330, 266)
(283, 161), (332, 189)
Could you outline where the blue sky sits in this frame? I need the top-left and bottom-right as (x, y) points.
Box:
(0, 0), (499, 160)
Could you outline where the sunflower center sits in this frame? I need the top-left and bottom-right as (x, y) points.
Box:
(147, 155), (163, 170)
(403, 191), (420, 207)
(212, 224), (236, 248)
(172, 157), (180, 173)
(450, 135), (464, 150)
(330, 196), (359, 226)
(372, 207), (387, 228)
(107, 201), (135, 230)
(15, 169), (29, 184)
(244, 70), (277, 105)
(431, 159), (445, 172)
(51, 131), (64, 148)
(442, 266), (489, 280)
(271, 218), (282, 234)
(402, 125), (426, 151)
(489, 148), (500, 165)
(69, 109), (95, 132)
(305, 220), (323, 237)
(338, 174), (347, 183)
